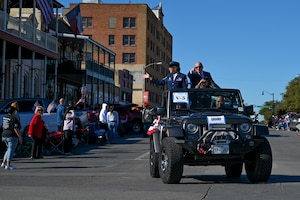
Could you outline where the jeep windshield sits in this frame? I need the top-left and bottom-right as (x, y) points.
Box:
(168, 89), (244, 115)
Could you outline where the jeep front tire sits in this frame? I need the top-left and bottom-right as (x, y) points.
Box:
(159, 137), (184, 184)
(245, 138), (272, 183)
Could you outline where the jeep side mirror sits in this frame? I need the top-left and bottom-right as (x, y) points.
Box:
(245, 105), (254, 117)
(156, 106), (165, 115)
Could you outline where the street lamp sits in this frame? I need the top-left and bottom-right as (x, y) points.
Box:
(143, 61), (162, 107)
(262, 91), (275, 119)
(143, 61), (163, 70)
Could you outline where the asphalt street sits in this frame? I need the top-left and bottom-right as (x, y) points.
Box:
(0, 129), (300, 200)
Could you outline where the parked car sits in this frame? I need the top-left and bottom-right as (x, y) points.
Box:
(112, 104), (143, 135)
(81, 103), (143, 136)
(290, 114), (300, 131)
(0, 98), (56, 133)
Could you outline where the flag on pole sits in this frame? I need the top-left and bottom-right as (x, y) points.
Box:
(147, 116), (160, 136)
(66, 4), (84, 35)
(36, 0), (55, 25)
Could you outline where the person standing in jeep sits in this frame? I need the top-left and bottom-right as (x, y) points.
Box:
(188, 61), (219, 88)
(143, 61), (188, 90)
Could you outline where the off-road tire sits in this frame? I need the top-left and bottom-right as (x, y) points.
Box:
(150, 136), (159, 178)
(159, 137), (184, 184)
(225, 163), (243, 178)
(245, 137), (272, 183)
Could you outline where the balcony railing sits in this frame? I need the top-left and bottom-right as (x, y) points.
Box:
(0, 11), (57, 53)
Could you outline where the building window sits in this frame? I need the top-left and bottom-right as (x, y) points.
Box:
(123, 17), (136, 28)
(87, 18), (92, 27)
(109, 55), (115, 63)
(109, 17), (116, 28)
(123, 35), (135, 46)
(109, 35), (115, 45)
(82, 17), (92, 28)
(122, 53), (135, 63)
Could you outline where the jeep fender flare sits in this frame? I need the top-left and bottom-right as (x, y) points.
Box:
(153, 126), (163, 153)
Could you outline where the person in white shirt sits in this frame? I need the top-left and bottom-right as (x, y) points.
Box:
(106, 105), (119, 144)
(99, 103), (108, 141)
(99, 103), (108, 129)
(63, 105), (76, 155)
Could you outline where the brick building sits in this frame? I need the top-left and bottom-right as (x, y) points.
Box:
(63, 2), (173, 107)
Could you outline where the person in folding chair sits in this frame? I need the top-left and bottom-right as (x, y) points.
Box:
(28, 106), (46, 159)
(63, 105), (76, 155)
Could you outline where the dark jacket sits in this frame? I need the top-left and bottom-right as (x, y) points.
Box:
(151, 72), (188, 90)
(188, 70), (220, 88)
(1, 115), (20, 138)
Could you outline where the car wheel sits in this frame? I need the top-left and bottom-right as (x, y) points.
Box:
(159, 137), (183, 184)
(245, 138), (272, 183)
(132, 122), (142, 134)
(225, 163), (243, 178)
(150, 136), (160, 178)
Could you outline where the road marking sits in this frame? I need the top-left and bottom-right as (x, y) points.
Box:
(135, 152), (149, 160)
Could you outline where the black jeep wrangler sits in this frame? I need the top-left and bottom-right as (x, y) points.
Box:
(149, 88), (272, 184)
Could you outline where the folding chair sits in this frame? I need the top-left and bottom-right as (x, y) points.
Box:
(16, 137), (33, 157)
(45, 131), (65, 155)
(76, 127), (89, 145)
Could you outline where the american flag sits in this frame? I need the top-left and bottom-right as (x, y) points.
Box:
(36, 0), (55, 25)
(66, 4), (84, 34)
(147, 116), (160, 136)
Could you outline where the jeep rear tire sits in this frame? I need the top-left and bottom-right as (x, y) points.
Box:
(225, 163), (243, 178)
(245, 138), (272, 183)
(159, 137), (183, 184)
(150, 136), (159, 178)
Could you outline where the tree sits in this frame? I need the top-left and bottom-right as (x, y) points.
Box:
(281, 76), (300, 113)
(259, 76), (300, 122)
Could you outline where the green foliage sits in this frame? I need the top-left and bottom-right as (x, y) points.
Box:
(259, 76), (300, 121)
(281, 76), (300, 113)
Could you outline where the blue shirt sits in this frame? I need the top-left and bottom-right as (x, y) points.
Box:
(151, 72), (188, 90)
(56, 104), (66, 126)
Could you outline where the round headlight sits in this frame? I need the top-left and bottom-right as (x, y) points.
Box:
(238, 123), (251, 133)
(186, 123), (198, 134)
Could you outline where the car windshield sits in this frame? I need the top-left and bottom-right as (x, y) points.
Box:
(170, 90), (244, 114)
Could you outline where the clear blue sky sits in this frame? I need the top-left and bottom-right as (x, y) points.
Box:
(60, 0), (300, 116)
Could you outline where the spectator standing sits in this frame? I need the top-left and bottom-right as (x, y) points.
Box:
(99, 103), (108, 139)
(11, 101), (21, 129)
(63, 105), (76, 155)
(284, 114), (290, 131)
(28, 106), (45, 159)
(106, 105), (119, 144)
(143, 61), (188, 90)
(57, 98), (66, 132)
(1, 106), (22, 170)
(188, 61), (219, 88)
